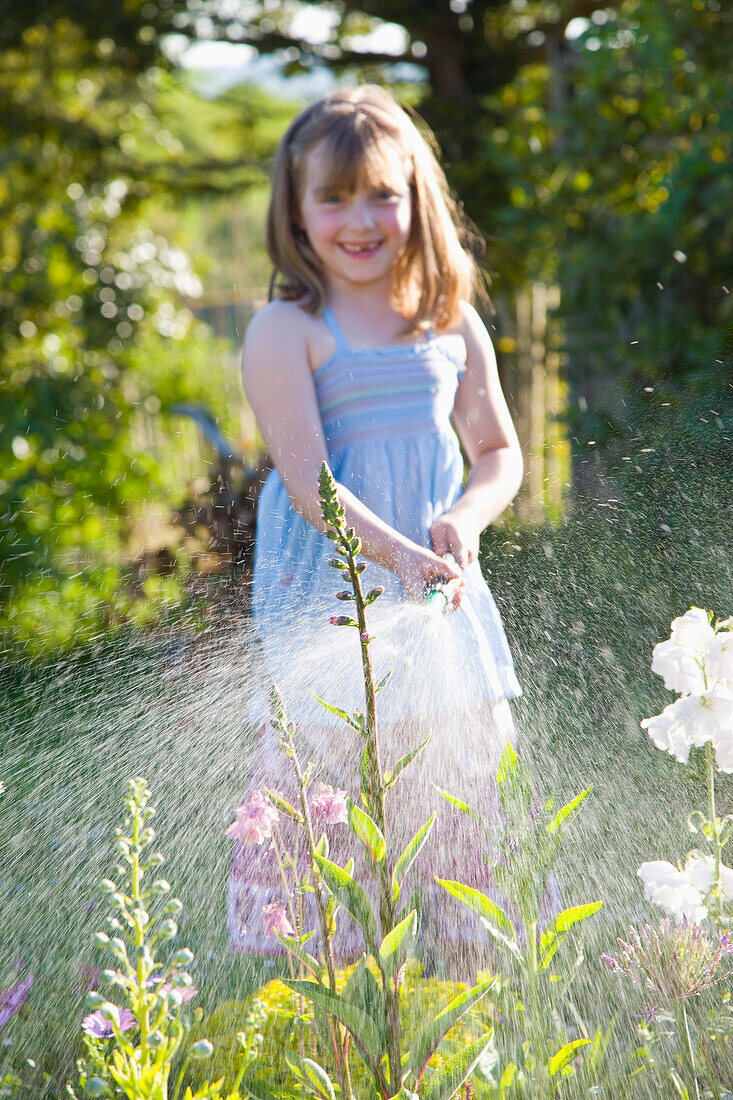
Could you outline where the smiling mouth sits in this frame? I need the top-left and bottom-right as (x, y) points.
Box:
(337, 242), (383, 256)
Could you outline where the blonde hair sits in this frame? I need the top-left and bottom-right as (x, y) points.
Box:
(266, 85), (481, 332)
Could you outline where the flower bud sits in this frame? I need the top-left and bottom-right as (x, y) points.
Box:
(104, 917), (122, 931)
(85, 1078), (108, 1096)
(99, 1002), (119, 1022)
(169, 948), (194, 968)
(164, 898), (183, 914)
(171, 971), (192, 988)
(147, 852), (165, 867)
(85, 991), (105, 1010)
(150, 880), (171, 895)
(94, 932), (110, 947)
(165, 988), (182, 1009)
(100, 880), (117, 894)
(189, 1040), (213, 1061)
(335, 591), (354, 601)
(100, 969), (117, 984)
(133, 946), (153, 967)
(147, 1030), (165, 1050)
(109, 938), (128, 961)
(158, 919), (178, 940)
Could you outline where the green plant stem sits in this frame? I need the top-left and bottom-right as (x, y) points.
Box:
(131, 802), (149, 1074)
(524, 918), (551, 1098)
(706, 742), (722, 921)
(674, 1000), (701, 1100)
(286, 725), (354, 1100)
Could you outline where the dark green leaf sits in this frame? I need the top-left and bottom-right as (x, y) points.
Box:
(315, 855), (377, 950)
(378, 909), (418, 981)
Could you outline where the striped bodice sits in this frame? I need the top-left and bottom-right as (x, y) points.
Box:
(314, 307), (466, 449)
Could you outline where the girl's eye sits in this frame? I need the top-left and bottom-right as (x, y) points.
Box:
(376, 189), (396, 200)
(322, 194), (343, 204)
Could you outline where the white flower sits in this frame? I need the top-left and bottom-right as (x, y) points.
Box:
(684, 854), (733, 901)
(650, 608), (715, 695)
(707, 631), (733, 691)
(637, 861), (708, 925)
(641, 689), (733, 765)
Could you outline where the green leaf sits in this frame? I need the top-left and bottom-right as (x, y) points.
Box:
(375, 670), (392, 694)
(275, 933), (320, 978)
(436, 879), (522, 964)
(341, 956), (384, 1042)
(392, 816), (435, 904)
(313, 695), (361, 731)
(546, 788), (591, 836)
(384, 735), (431, 790)
(264, 790), (302, 824)
(315, 855), (377, 951)
(378, 910), (417, 981)
(539, 902), (603, 968)
(435, 787), (472, 816)
(347, 799), (386, 864)
(284, 1052), (336, 1100)
(499, 1062), (518, 1098)
(548, 1038), (590, 1076)
(409, 979), (495, 1085)
(420, 1034), (493, 1100)
(282, 979), (386, 1067)
(495, 744), (534, 825)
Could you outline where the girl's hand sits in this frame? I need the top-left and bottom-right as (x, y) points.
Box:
(429, 512), (480, 570)
(394, 544), (466, 611)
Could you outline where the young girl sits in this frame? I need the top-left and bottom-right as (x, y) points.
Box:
(228, 84), (523, 963)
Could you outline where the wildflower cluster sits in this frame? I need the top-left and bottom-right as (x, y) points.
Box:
(603, 920), (733, 1002)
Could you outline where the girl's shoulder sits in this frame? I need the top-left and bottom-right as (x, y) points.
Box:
(432, 300), (489, 370)
(242, 299), (331, 380)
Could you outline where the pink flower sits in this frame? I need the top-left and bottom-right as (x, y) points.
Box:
(310, 783), (348, 825)
(225, 790), (279, 844)
(83, 1006), (136, 1039)
(262, 903), (295, 940)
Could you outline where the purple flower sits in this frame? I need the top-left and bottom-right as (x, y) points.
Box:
(82, 1006), (136, 1038)
(0, 974), (33, 1033)
(262, 903), (295, 940)
(310, 783), (348, 826)
(360, 632), (372, 644)
(225, 790), (279, 844)
(601, 953), (621, 973)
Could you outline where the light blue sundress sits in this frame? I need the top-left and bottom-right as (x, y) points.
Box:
(248, 306), (521, 728)
(229, 306), (524, 956)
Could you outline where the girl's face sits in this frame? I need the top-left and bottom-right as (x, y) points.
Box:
(297, 139), (413, 293)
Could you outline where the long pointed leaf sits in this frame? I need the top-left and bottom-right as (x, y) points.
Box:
(547, 789), (591, 836)
(539, 902), (603, 968)
(315, 855), (377, 951)
(420, 1034), (493, 1100)
(409, 978), (495, 1085)
(282, 979), (386, 1067)
(284, 1052), (336, 1100)
(378, 910), (418, 981)
(313, 695), (361, 732)
(392, 816), (435, 903)
(384, 735), (431, 790)
(548, 1038), (590, 1076)
(275, 932), (320, 978)
(347, 800), (386, 864)
(437, 879), (523, 964)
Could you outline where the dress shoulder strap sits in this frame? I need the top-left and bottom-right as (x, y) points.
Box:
(322, 306), (348, 354)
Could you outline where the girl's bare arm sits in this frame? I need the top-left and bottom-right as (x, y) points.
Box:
(241, 302), (462, 593)
(430, 303), (523, 564)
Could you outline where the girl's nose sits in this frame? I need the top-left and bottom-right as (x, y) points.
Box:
(348, 199), (376, 228)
